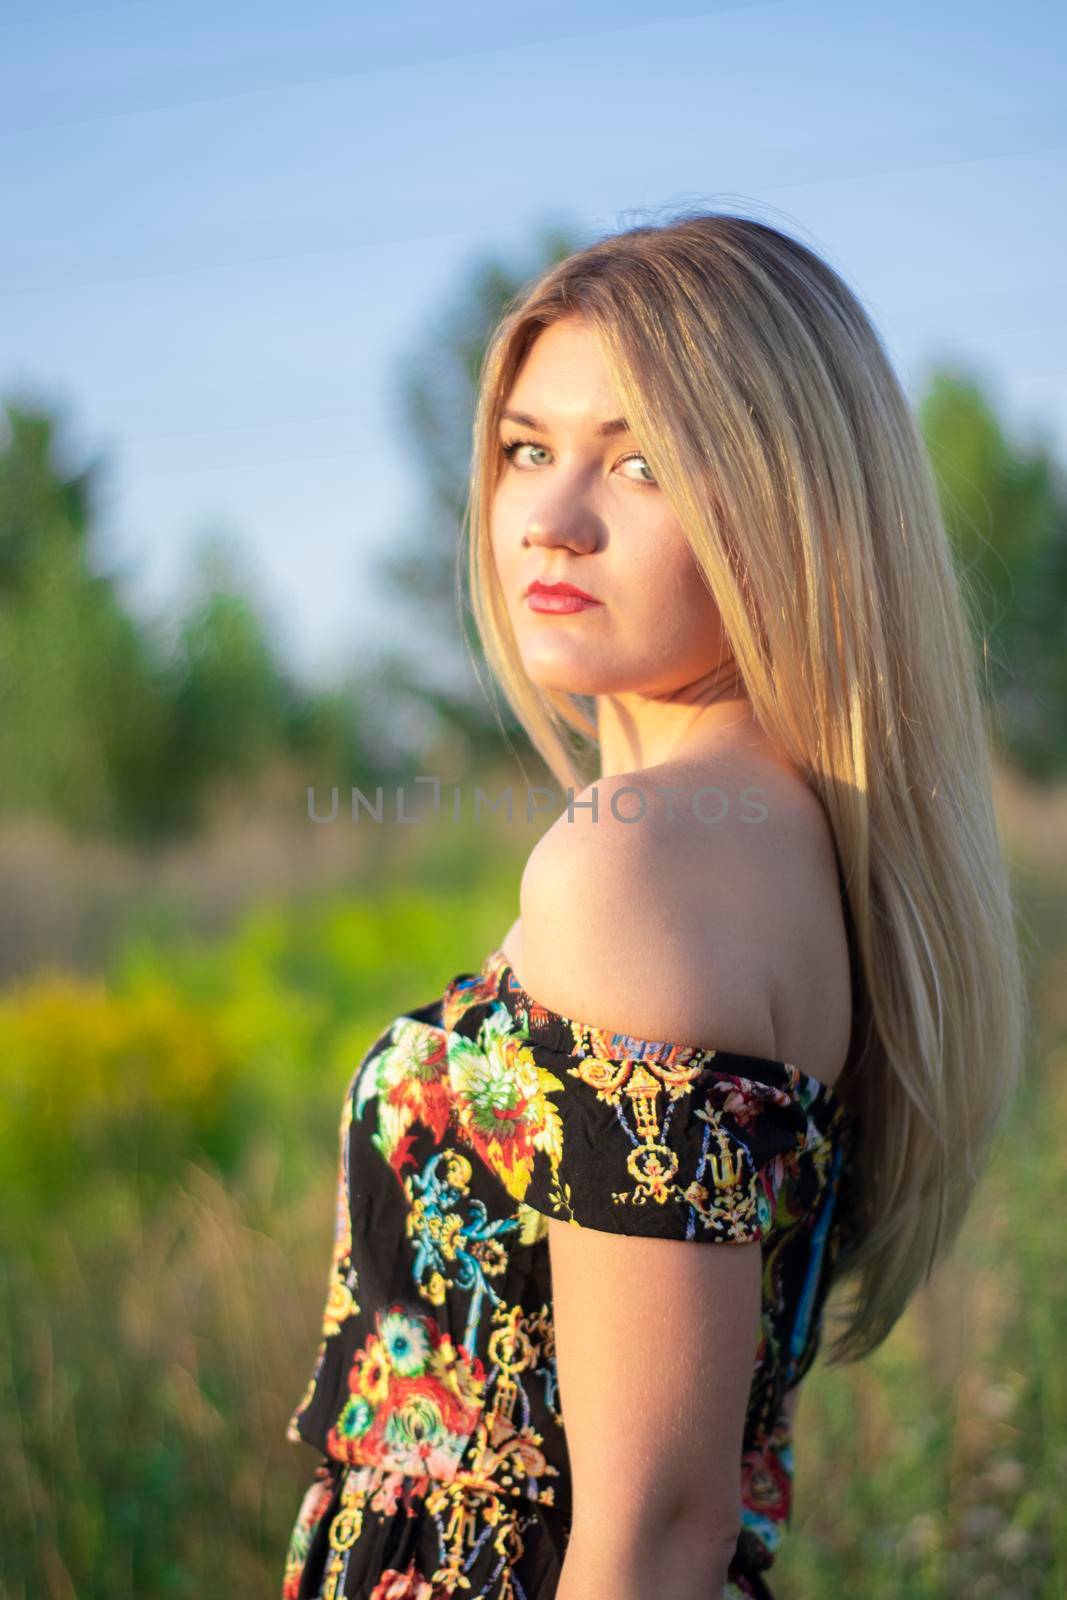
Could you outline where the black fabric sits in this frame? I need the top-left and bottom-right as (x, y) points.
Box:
(280, 950), (858, 1600)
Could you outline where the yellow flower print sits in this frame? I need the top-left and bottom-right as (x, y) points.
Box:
(447, 1016), (566, 1202)
(423, 1270), (447, 1306)
(355, 1336), (391, 1405)
(323, 1276), (359, 1337)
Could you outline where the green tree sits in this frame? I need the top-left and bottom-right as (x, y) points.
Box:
(0, 400), (176, 836)
(0, 401), (381, 839)
(167, 533), (293, 788)
(157, 529), (383, 829)
(918, 370), (1067, 776)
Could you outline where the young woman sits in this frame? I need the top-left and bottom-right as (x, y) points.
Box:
(281, 213), (1028, 1600)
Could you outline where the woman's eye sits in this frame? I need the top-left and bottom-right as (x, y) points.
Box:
(500, 438), (550, 468)
(499, 438), (656, 484)
(618, 452), (656, 484)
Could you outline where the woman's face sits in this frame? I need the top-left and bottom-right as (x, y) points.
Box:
(490, 314), (731, 700)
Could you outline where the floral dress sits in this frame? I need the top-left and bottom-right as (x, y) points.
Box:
(282, 945), (858, 1600)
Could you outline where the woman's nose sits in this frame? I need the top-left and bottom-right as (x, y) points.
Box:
(522, 497), (601, 553)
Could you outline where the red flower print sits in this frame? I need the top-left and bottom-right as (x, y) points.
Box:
(368, 1559), (441, 1598)
(741, 1440), (792, 1522)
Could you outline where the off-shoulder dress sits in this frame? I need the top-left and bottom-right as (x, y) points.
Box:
(282, 944), (858, 1600)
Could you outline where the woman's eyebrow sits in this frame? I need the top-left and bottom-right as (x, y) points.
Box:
(500, 408), (631, 437)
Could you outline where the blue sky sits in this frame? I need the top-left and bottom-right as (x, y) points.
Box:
(2, 0), (1064, 686)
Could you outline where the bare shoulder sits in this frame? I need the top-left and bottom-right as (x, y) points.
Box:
(518, 754), (853, 1084)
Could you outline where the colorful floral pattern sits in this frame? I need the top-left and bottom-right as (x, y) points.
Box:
(282, 947), (858, 1599)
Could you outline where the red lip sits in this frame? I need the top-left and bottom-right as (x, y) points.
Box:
(526, 579), (600, 602)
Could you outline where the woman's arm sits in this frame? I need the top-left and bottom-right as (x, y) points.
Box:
(557, 1532), (739, 1600)
(549, 1217), (759, 1600)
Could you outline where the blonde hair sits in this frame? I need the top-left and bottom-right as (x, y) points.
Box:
(462, 210), (1030, 1363)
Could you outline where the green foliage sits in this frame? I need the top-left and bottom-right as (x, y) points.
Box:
(0, 402), (379, 840)
(918, 372), (1067, 776)
(0, 402), (97, 597)
(173, 589), (290, 778)
(160, 536), (305, 812)
(0, 873), (517, 1225)
(0, 405), (177, 836)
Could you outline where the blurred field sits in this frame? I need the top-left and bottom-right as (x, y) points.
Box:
(783, 766), (1067, 1599)
(1, 760), (1064, 1600)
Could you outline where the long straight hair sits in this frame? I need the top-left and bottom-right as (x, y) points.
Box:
(461, 212), (1030, 1363)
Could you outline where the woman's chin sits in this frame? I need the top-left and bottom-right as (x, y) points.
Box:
(520, 659), (608, 697)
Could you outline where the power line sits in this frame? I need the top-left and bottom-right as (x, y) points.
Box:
(114, 405), (380, 447)
(120, 441), (378, 480)
(0, 0), (152, 30)
(0, 0), (779, 139)
(2, 132), (1064, 301)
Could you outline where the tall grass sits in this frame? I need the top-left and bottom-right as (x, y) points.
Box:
(1, 1148), (332, 1597)
(781, 885), (1066, 1597)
